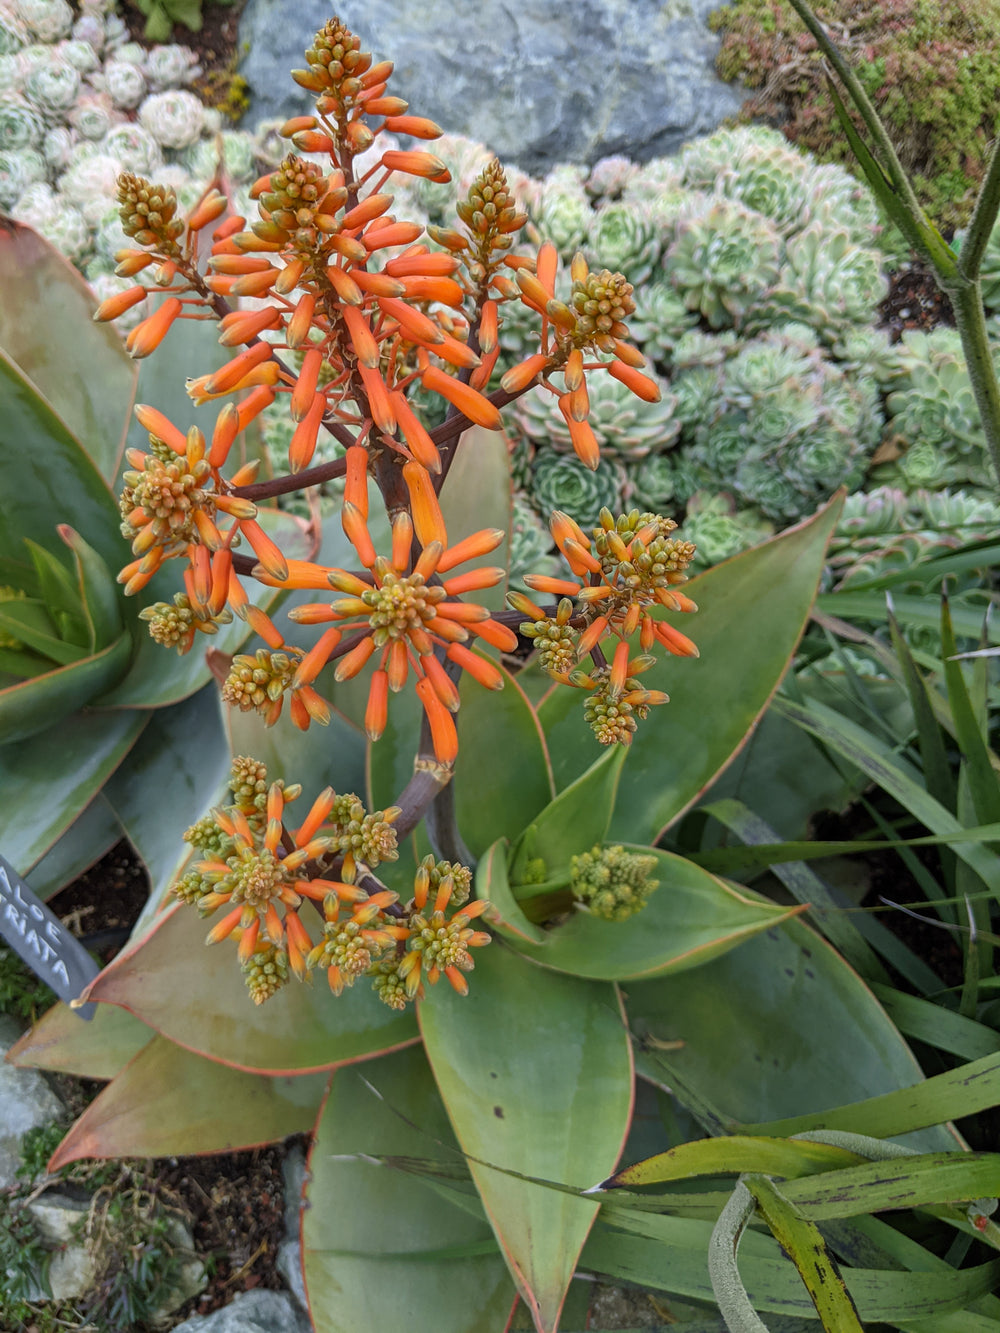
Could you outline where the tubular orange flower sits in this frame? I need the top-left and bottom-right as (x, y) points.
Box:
(288, 392), (327, 471)
(385, 252), (460, 279)
(380, 149), (450, 180)
(236, 386), (276, 433)
(239, 519), (289, 582)
(361, 221), (424, 252)
(416, 676), (458, 762)
(500, 351), (550, 395)
(421, 365), (502, 430)
(204, 342), (275, 396)
(93, 285), (147, 322)
(376, 296), (445, 345)
(383, 114), (443, 138)
(133, 404), (187, 455)
(187, 189), (227, 232)
(126, 297), (182, 359)
(607, 358), (662, 402)
(341, 306), (380, 369)
(391, 391), (442, 472)
(286, 293), (316, 349)
(291, 347), (324, 420)
(402, 461), (447, 547)
(357, 361), (396, 434)
(218, 307), (283, 347)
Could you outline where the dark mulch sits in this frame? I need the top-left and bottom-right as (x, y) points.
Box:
(118, 0), (248, 81)
(879, 257), (956, 341)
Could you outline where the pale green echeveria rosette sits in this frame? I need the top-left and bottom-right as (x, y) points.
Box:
(681, 491), (774, 569)
(626, 450), (677, 516)
(532, 163), (591, 258)
(509, 373), (680, 461)
(872, 328), (999, 493)
(582, 200), (662, 285)
(529, 450), (628, 531)
(753, 222), (889, 346)
(665, 195), (783, 330)
(626, 280), (699, 366)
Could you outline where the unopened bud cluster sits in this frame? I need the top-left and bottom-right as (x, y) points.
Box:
(570, 845), (659, 921)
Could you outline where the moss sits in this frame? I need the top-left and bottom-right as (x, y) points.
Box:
(708, 0), (1000, 225)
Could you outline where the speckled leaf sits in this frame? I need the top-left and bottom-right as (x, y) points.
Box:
(0, 223), (136, 484)
(302, 1047), (515, 1333)
(419, 943), (633, 1333)
(625, 917), (957, 1153)
(82, 901), (418, 1075)
(47, 1035), (326, 1168)
(537, 498), (843, 842)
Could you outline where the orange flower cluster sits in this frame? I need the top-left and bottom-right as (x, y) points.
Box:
(499, 247), (663, 470)
(215, 501), (515, 753)
(513, 508), (699, 743)
(180, 760), (489, 1007)
(97, 14), (686, 773)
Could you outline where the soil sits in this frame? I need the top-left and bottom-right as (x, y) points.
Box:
(119, 0), (248, 82)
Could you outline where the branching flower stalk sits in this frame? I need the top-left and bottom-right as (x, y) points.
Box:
(97, 16), (702, 1005)
(785, 0), (1000, 489)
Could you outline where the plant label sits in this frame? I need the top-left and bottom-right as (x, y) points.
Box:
(0, 854), (97, 1020)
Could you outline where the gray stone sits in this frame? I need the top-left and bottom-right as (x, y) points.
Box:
(276, 1236), (307, 1311)
(0, 1014), (64, 1189)
(278, 1145), (308, 1309)
(24, 1193), (205, 1311)
(238, 0), (743, 173)
(171, 1288), (312, 1332)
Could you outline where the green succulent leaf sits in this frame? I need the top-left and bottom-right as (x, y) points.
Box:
(82, 901), (419, 1076)
(475, 838), (548, 946)
(24, 796), (123, 902)
(501, 847), (802, 981)
(47, 1035), (326, 1169)
(105, 684), (231, 939)
(0, 632), (132, 744)
(0, 222), (135, 485)
(625, 916), (958, 1153)
(8, 998), (151, 1081)
(454, 662), (554, 858)
(0, 598), (85, 666)
(419, 943), (633, 1332)
(508, 745), (627, 887)
(0, 350), (125, 577)
(1, 709), (146, 873)
(59, 525), (124, 654)
(301, 1047), (515, 1333)
(25, 538), (90, 643)
(537, 497), (843, 842)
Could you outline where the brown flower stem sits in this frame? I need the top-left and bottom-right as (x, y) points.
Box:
(392, 759), (454, 841)
(231, 455), (349, 500)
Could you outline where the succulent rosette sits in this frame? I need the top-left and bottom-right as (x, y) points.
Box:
(583, 200), (662, 284)
(511, 372), (679, 461)
(626, 450), (677, 514)
(680, 490), (774, 567)
(533, 166), (591, 257)
(507, 496), (562, 591)
(757, 223), (888, 342)
(627, 280), (700, 365)
(665, 196), (783, 329)
(529, 449), (627, 529)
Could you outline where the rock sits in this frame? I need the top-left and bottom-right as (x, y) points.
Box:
(277, 1143), (309, 1309)
(172, 1288), (312, 1332)
(276, 1237), (306, 1311)
(23, 1192), (205, 1311)
(0, 1014), (64, 1189)
(154, 1215), (208, 1318)
(238, 0), (743, 173)
(26, 1192), (98, 1301)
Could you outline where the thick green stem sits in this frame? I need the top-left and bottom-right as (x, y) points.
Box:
(946, 281), (1000, 486)
(958, 135), (1000, 281)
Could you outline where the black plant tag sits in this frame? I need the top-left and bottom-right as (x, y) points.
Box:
(0, 854), (97, 1020)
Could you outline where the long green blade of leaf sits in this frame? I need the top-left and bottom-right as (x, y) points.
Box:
(745, 1174), (865, 1332)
